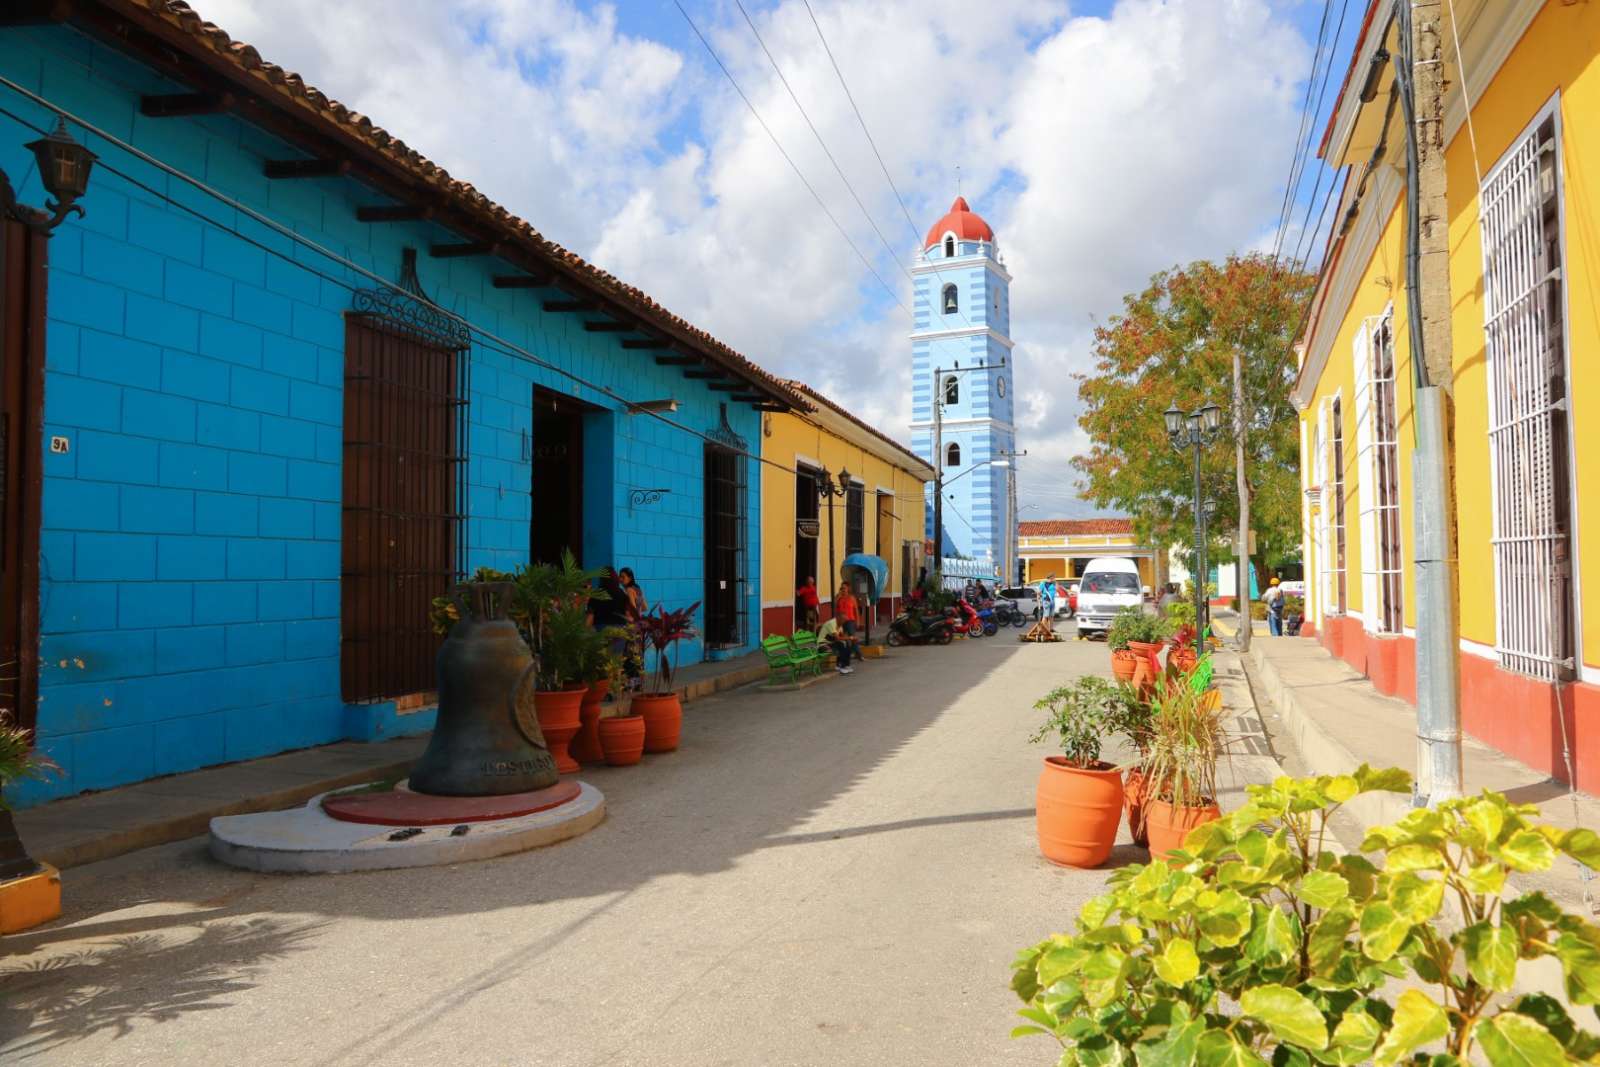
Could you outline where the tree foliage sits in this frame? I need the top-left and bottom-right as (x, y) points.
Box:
(1072, 255), (1314, 579)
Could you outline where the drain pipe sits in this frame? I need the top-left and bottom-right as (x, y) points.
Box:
(1395, 0), (1463, 804)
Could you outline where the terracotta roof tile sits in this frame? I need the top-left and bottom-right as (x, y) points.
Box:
(98, 0), (809, 411)
(1018, 518), (1134, 537)
(782, 380), (932, 475)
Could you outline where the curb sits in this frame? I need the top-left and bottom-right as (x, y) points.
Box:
(1245, 642), (1415, 832)
(41, 665), (764, 872)
(38, 757), (422, 871)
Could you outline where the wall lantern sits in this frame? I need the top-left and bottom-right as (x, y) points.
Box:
(2, 118), (98, 235)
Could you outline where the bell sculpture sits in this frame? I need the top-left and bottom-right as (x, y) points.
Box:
(409, 582), (559, 796)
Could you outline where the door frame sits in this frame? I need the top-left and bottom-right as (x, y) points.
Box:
(1, 221), (45, 733)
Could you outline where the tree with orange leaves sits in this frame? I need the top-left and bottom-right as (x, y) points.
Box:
(1072, 254), (1313, 587)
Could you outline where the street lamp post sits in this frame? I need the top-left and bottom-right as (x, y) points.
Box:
(1165, 401), (1224, 635)
(816, 466), (851, 604)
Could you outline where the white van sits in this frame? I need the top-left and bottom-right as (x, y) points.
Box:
(1073, 557), (1145, 639)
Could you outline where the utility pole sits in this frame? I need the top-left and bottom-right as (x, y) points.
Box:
(1233, 345), (1251, 652)
(1395, 0), (1462, 802)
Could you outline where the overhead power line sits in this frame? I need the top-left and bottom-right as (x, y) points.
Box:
(1271, 0), (1338, 264)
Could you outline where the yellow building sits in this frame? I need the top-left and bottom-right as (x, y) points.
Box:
(1017, 519), (1162, 589)
(760, 383), (934, 636)
(1295, 0), (1600, 787)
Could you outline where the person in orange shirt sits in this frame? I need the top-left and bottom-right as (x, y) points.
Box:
(835, 586), (860, 647)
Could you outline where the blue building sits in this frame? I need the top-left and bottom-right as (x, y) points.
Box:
(0, 2), (803, 806)
(909, 197), (1018, 579)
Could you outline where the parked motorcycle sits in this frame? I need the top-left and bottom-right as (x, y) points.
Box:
(949, 599), (987, 639)
(972, 602), (1000, 637)
(885, 608), (955, 646)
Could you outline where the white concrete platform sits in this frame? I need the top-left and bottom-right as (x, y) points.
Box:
(208, 781), (606, 873)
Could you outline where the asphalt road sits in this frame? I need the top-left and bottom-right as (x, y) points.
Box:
(1, 625), (1138, 1066)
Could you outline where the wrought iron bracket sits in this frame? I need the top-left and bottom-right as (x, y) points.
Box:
(628, 487), (670, 512)
(350, 247), (472, 350)
(0, 168), (79, 237)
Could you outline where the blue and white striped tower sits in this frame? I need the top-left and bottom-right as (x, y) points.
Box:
(910, 197), (1017, 581)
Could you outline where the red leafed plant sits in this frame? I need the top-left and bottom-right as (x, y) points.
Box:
(634, 602), (701, 695)
(1168, 623), (1198, 650)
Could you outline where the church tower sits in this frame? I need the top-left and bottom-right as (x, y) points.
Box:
(910, 196), (1017, 581)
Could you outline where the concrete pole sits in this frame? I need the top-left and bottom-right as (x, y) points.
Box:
(1401, 0), (1463, 802)
(1233, 345), (1252, 651)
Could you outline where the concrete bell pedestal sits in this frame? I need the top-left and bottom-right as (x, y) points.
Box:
(209, 779), (604, 873)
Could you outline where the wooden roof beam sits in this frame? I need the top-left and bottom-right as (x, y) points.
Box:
(429, 242), (497, 259)
(357, 203), (434, 223)
(623, 338), (671, 350)
(140, 91), (234, 117)
(491, 274), (549, 289)
(654, 355), (699, 366)
(583, 321), (631, 333)
(543, 299), (594, 313)
(263, 157), (350, 179)
(707, 382), (742, 392)
(683, 369), (726, 380)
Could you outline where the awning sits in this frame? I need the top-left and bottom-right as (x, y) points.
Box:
(841, 554), (889, 601)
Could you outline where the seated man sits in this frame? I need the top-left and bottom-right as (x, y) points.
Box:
(817, 617), (854, 674)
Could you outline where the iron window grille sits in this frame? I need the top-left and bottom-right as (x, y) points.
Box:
(845, 482), (865, 557)
(703, 405), (749, 650)
(1355, 313), (1405, 635)
(1331, 395), (1347, 614)
(1481, 105), (1576, 681)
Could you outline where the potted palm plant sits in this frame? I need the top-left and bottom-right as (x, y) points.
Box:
(1138, 679), (1227, 855)
(1029, 677), (1128, 868)
(0, 710), (60, 933)
(632, 602), (700, 753)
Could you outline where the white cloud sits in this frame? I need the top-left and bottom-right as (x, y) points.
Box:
(187, 0), (1309, 520)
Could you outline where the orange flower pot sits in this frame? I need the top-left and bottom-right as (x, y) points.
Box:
(634, 692), (682, 753)
(1035, 757), (1124, 868)
(598, 713), (646, 766)
(1110, 648), (1139, 682)
(571, 680), (610, 765)
(1127, 640), (1164, 658)
(1123, 768), (1149, 848)
(1167, 647), (1198, 674)
(1144, 798), (1221, 858)
(534, 688), (585, 774)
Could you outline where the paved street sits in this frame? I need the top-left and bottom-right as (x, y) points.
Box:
(1, 630), (1160, 1066)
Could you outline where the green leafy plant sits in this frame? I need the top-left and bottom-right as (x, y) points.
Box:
(1011, 767), (1600, 1065)
(1108, 607), (1171, 651)
(1139, 681), (1225, 810)
(1165, 599), (1198, 629)
(0, 709), (56, 810)
(1030, 678), (1143, 768)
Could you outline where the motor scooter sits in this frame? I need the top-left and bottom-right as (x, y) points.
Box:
(885, 607), (955, 646)
(949, 598), (987, 639)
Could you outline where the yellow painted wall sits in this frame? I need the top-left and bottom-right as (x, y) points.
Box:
(1302, 0), (1600, 665)
(759, 411), (929, 628)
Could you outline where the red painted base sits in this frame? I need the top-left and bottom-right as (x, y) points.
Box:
(322, 780), (582, 826)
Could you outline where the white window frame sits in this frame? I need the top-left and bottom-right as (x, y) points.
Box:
(1354, 309), (1404, 634)
(1480, 94), (1578, 681)
(1315, 399), (1335, 615)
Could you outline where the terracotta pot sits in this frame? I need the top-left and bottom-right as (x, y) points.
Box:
(1124, 768), (1149, 848)
(1110, 647), (1139, 682)
(1127, 639), (1164, 658)
(1167, 646), (1199, 674)
(1035, 757), (1124, 868)
(597, 713), (646, 766)
(571, 680), (610, 766)
(534, 688), (585, 774)
(634, 692), (683, 753)
(1144, 797), (1221, 857)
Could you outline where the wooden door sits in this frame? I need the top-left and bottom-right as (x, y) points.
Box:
(0, 220), (44, 732)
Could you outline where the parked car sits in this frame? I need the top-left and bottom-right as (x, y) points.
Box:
(997, 585), (1041, 621)
(1073, 557), (1146, 639)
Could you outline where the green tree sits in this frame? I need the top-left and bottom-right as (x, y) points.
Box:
(1072, 254), (1313, 587)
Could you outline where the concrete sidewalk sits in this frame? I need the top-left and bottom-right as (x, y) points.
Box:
(1244, 634), (1600, 911)
(13, 651), (767, 872)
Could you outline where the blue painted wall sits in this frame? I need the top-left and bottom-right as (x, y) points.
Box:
(2, 26), (761, 806)
(908, 230), (1015, 565)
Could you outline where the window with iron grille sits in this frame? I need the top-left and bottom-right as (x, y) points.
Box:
(1331, 396), (1347, 614)
(845, 482), (865, 556)
(1354, 314), (1405, 633)
(341, 315), (466, 703)
(1315, 399), (1338, 615)
(1482, 107), (1575, 680)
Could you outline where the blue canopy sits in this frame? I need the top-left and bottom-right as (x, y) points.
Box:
(841, 553), (889, 600)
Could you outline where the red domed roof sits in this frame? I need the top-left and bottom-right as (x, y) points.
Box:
(925, 196), (994, 249)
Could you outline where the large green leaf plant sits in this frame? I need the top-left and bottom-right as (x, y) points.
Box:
(1011, 766), (1600, 1065)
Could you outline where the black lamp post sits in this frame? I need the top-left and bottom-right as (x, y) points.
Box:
(1165, 401), (1224, 635)
(817, 467), (851, 603)
(2, 117), (98, 235)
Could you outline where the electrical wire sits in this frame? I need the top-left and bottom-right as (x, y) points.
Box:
(670, 0), (909, 317)
(0, 80), (933, 501)
(1271, 0), (1338, 264)
(1286, 0), (1356, 269)
(799, 0), (923, 245)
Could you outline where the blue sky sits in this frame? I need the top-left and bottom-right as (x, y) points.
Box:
(199, 0), (1361, 520)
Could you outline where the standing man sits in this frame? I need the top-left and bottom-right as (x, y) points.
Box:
(796, 576), (821, 631)
(1041, 577), (1056, 619)
(1263, 576), (1285, 637)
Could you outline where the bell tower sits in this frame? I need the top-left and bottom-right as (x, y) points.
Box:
(910, 197), (1016, 580)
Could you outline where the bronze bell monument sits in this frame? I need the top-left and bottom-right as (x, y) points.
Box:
(409, 582), (559, 796)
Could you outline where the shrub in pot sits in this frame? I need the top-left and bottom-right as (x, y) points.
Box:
(1166, 623), (1199, 674)
(1029, 678), (1128, 868)
(572, 629), (628, 767)
(1108, 608), (1169, 692)
(1138, 678), (1226, 855)
(1012, 766), (1600, 1066)
(0, 710), (60, 932)
(507, 550), (608, 775)
(632, 601), (700, 753)
(1102, 682), (1155, 848)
